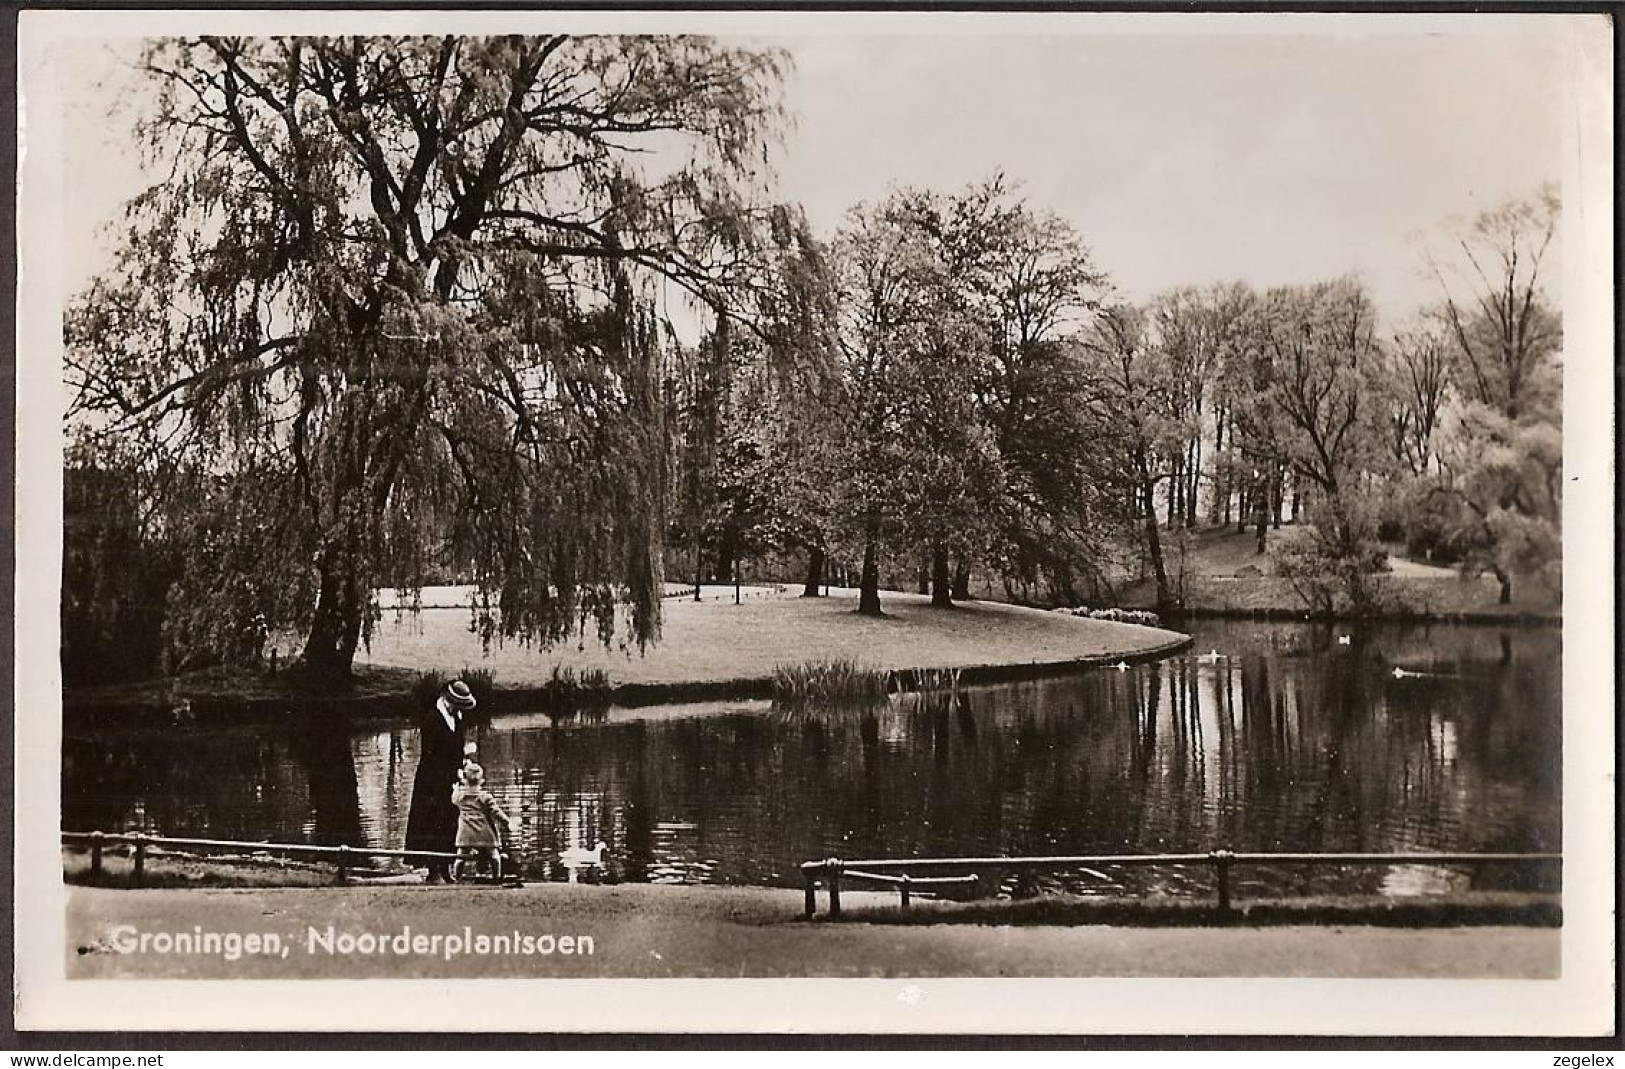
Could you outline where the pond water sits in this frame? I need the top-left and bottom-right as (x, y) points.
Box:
(62, 618), (1561, 899)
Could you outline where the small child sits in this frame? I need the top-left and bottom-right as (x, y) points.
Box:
(450, 761), (509, 881)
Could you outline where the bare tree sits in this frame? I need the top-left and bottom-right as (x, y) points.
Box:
(1381, 323), (1453, 478)
(1428, 183), (1562, 421)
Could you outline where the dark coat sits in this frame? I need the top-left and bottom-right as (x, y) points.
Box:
(405, 699), (467, 855)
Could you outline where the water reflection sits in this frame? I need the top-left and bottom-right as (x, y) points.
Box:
(62, 620), (1560, 897)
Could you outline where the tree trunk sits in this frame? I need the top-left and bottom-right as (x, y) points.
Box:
(858, 532), (884, 617)
(801, 544), (825, 598)
(1186, 438), (1201, 528)
(951, 561), (972, 601)
(1167, 459), (1180, 528)
(1143, 477), (1171, 609)
(1254, 476), (1269, 555)
(1272, 475), (1284, 530)
(301, 545), (364, 681)
(1496, 567), (1513, 605)
(930, 541), (952, 608)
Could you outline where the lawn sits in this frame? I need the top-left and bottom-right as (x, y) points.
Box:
(1117, 525), (1559, 618)
(355, 586), (1188, 688)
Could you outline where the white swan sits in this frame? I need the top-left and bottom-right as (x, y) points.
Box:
(559, 841), (609, 883)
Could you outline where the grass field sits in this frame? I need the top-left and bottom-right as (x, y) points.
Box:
(1117, 525), (1559, 617)
(355, 586), (1187, 689)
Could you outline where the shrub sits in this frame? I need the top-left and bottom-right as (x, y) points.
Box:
(410, 669), (446, 708)
(538, 664), (612, 720)
(459, 667), (497, 708)
(412, 667), (500, 713)
(773, 659), (891, 713)
(894, 665), (963, 713)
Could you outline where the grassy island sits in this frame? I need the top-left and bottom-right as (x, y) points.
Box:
(64, 585), (1189, 719)
(357, 585), (1190, 700)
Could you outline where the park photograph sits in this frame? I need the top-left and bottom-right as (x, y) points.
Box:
(11, 7), (1615, 1038)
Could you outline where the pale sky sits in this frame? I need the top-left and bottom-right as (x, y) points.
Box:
(768, 29), (1569, 319)
(42, 18), (1576, 326)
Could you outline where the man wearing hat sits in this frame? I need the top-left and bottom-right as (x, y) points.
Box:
(406, 679), (479, 882)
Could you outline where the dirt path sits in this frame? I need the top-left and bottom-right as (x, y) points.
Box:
(66, 883), (1559, 980)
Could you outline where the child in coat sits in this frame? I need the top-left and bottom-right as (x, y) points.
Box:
(451, 762), (510, 881)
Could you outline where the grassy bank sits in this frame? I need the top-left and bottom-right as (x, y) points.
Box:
(1117, 526), (1559, 621)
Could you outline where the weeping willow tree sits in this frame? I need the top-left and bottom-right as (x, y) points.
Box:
(65, 35), (789, 680)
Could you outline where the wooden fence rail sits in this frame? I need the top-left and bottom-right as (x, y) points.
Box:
(798, 850), (1563, 919)
(61, 831), (457, 887)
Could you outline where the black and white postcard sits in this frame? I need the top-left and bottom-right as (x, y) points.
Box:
(11, 8), (1615, 1037)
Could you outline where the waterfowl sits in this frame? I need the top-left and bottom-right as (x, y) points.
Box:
(560, 841), (609, 867)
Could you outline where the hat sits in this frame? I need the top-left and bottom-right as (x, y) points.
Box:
(443, 679), (477, 711)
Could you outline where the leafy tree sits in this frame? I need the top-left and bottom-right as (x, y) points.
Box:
(1433, 405), (1562, 602)
(1079, 304), (1184, 609)
(66, 35), (789, 680)
(62, 445), (184, 683)
(1199, 282), (1265, 528)
(938, 181), (1113, 603)
(667, 204), (842, 599)
(1422, 186), (1563, 603)
(720, 205), (843, 597)
(1209, 283), (1292, 550)
(1146, 287), (1214, 530)
(828, 191), (1003, 615)
(1255, 279), (1390, 611)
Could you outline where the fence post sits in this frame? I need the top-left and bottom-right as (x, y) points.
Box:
(827, 858), (844, 919)
(89, 832), (104, 879)
(335, 845), (352, 885)
(1211, 849), (1233, 916)
(899, 873), (911, 910)
(132, 835), (147, 888)
(803, 868), (818, 919)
